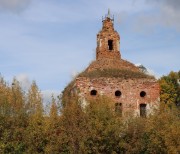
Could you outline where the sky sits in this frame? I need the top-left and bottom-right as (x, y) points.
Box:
(0, 0), (180, 103)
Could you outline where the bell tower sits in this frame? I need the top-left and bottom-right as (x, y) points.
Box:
(96, 10), (121, 60)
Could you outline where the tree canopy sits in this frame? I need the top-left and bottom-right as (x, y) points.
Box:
(0, 71), (179, 153)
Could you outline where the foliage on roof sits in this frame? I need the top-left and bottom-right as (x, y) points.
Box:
(79, 69), (155, 79)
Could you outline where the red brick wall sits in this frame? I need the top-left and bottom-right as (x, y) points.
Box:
(96, 17), (121, 60)
(75, 77), (160, 115)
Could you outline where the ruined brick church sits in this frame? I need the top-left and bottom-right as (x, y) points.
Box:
(62, 11), (160, 117)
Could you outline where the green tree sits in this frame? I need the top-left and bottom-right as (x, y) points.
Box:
(85, 96), (124, 153)
(159, 71), (180, 108)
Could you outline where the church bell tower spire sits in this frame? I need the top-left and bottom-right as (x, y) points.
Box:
(96, 10), (121, 60)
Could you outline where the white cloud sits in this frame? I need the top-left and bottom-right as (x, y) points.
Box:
(133, 0), (180, 32)
(15, 74), (61, 106)
(16, 73), (31, 91)
(135, 63), (159, 79)
(0, 0), (31, 13)
(146, 0), (180, 9)
(71, 70), (79, 79)
(160, 5), (180, 30)
(146, 68), (159, 79)
(41, 90), (61, 105)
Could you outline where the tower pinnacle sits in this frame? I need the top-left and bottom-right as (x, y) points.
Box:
(102, 9), (114, 22)
(96, 12), (120, 60)
(108, 8), (111, 18)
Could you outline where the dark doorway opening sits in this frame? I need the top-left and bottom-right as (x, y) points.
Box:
(108, 40), (113, 50)
(115, 103), (122, 116)
(140, 104), (147, 117)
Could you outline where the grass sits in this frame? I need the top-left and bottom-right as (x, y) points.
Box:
(79, 69), (155, 79)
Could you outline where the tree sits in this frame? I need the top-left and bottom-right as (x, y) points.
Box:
(44, 95), (60, 154)
(58, 97), (89, 153)
(25, 81), (46, 153)
(11, 78), (26, 116)
(27, 81), (43, 116)
(85, 96), (124, 153)
(159, 71), (180, 108)
(0, 77), (27, 153)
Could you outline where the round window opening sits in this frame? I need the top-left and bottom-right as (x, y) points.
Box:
(90, 90), (97, 96)
(115, 90), (122, 97)
(140, 91), (146, 97)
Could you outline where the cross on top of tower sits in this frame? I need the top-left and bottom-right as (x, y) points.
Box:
(102, 9), (114, 22)
(108, 8), (111, 18)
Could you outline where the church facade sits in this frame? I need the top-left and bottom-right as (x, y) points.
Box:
(62, 12), (160, 117)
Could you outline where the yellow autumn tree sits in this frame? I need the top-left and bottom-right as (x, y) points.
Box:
(44, 95), (60, 154)
(0, 77), (27, 153)
(25, 81), (46, 153)
(10, 78), (26, 117)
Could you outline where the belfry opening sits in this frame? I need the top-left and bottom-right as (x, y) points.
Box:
(108, 40), (113, 50)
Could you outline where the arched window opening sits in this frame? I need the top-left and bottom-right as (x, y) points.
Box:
(115, 103), (122, 116)
(140, 104), (146, 117)
(140, 91), (146, 97)
(90, 90), (97, 96)
(108, 40), (113, 50)
(115, 90), (121, 97)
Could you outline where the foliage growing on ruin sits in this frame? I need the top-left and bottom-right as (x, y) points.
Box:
(79, 69), (155, 79)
